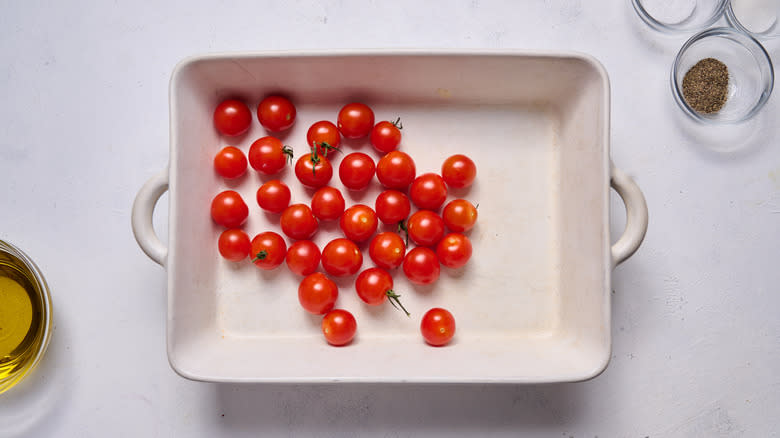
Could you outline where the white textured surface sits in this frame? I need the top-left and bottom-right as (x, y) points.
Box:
(0, 1), (778, 436)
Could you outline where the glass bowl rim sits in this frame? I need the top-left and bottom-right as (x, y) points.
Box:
(724, 0), (780, 39)
(670, 26), (775, 124)
(631, 0), (728, 33)
(0, 239), (53, 394)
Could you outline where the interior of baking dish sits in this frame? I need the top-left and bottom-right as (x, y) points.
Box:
(165, 52), (610, 383)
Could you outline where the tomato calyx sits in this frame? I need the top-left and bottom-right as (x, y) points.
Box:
(283, 145), (294, 166)
(391, 117), (403, 130)
(308, 147), (321, 176)
(386, 289), (410, 317)
(315, 141), (341, 158)
(397, 220), (409, 246)
(251, 250), (268, 262)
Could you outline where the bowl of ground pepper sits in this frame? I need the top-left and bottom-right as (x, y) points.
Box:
(672, 27), (774, 123)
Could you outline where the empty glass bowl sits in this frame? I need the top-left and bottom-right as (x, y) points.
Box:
(726, 0), (780, 38)
(671, 27), (774, 123)
(632, 0), (728, 32)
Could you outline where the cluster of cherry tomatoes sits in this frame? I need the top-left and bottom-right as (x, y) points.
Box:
(210, 97), (478, 347)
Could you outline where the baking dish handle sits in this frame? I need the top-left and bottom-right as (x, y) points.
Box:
(131, 168), (169, 266)
(610, 164), (648, 266)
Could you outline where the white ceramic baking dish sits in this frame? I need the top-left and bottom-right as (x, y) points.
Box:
(132, 50), (648, 383)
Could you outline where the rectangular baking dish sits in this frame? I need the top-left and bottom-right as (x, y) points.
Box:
(132, 50), (648, 383)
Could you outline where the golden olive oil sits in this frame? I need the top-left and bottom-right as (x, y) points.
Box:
(0, 249), (46, 391)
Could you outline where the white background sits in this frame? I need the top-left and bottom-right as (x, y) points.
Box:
(1, 1), (779, 436)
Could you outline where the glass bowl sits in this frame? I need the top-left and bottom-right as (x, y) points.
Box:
(0, 240), (52, 394)
(632, 0), (728, 32)
(671, 27), (774, 123)
(726, 0), (780, 39)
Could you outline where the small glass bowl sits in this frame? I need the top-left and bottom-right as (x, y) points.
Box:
(725, 0), (780, 39)
(671, 27), (774, 123)
(0, 240), (52, 394)
(632, 0), (728, 33)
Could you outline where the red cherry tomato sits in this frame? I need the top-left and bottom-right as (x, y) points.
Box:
(311, 186), (345, 221)
(250, 231), (287, 270)
(403, 247), (440, 285)
(322, 309), (357, 346)
(420, 308), (455, 346)
(280, 204), (318, 240)
(321, 238), (363, 277)
(298, 272), (338, 315)
(306, 121), (341, 156)
(376, 151), (416, 189)
(294, 153), (333, 188)
(257, 95), (296, 132)
(374, 190), (411, 225)
(213, 99), (251, 136)
(248, 136), (293, 175)
(370, 118), (402, 153)
(256, 180), (291, 213)
(436, 233), (472, 269)
(339, 152), (376, 190)
(368, 232), (406, 270)
(354, 267), (409, 315)
(217, 229), (251, 262)
(210, 190), (248, 228)
(409, 173), (448, 211)
(441, 154), (477, 189)
(355, 267), (392, 305)
(213, 146), (248, 179)
(340, 205), (378, 242)
(442, 199), (478, 232)
(406, 210), (445, 247)
(337, 103), (375, 139)
(286, 240), (321, 276)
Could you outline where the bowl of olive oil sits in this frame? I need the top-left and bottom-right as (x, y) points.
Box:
(0, 240), (51, 394)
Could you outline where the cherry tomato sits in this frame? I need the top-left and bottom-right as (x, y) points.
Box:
(298, 272), (338, 315)
(442, 199), (478, 232)
(248, 136), (293, 175)
(286, 240), (321, 276)
(294, 153), (333, 188)
(280, 204), (318, 240)
(213, 99), (251, 136)
(403, 247), (440, 285)
(321, 238), (363, 277)
(368, 232), (406, 270)
(213, 146), (248, 179)
(340, 205), (378, 242)
(376, 151), (416, 189)
(250, 231), (287, 270)
(217, 229), (251, 262)
(256, 180), (291, 213)
(355, 267), (410, 315)
(436, 233), (472, 269)
(306, 121), (341, 156)
(406, 210), (445, 247)
(420, 308), (455, 346)
(339, 152), (376, 190)
(337, 103), (375, 139)
(370, 118), (402, 153)
(441, 154), (476, 189)
(374, 190), (411, 225)
(257, 95), (296, 132)
(210, 190), (249, 228)
(311, 186), (345, 221)
(322, 309), (357, 346)
(409, 173), (448, 211)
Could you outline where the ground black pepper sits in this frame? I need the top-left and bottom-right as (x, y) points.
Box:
(682, 58), (729, 114)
